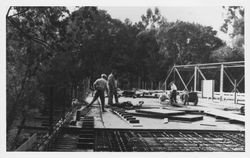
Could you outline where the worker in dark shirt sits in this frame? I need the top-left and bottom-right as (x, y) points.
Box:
(108, 70), (119, 106)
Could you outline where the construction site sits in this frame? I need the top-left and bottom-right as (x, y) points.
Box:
(5, 6), (246, 153)
(11, 61), (245, 152)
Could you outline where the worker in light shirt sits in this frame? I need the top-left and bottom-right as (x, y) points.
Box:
(86, 74), (108, 112)
(169, 81), (177, 104)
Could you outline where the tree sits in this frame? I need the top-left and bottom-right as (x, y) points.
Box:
(221, 6), (244, 38)
(219, 6), (244, 61)
(157, 21), (224, 65)
(210, 45), (243, 62)
(6, 6), (69, 150)
(141, 7), (166, 29)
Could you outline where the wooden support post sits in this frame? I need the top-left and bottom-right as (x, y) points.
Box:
(220, 64), (224, 101)
(194, 66), (197, 92)
(234, 79), (237, 104)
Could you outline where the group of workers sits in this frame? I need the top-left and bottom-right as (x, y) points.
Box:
(86, 70), (119, 112)
(87, 69), (178, 113)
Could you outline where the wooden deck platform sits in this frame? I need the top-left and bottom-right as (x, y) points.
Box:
(78, 95), (244, 131)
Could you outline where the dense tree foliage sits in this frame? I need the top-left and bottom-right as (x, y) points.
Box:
(211, 6), (244, 63)
(6, 6), (244, 150)
(157, 21), (224, 65)
(221, 6), (244, 38)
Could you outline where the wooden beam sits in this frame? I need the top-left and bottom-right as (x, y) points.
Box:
(163, 66), (174, 90)
(197, 67), (206, 80)
(224, 70), (236, 87)
(175, 68), (188, 91)
(194, 66), (197, 91)
(237, 75), (244, 87)
(220, 64), (224, 101)
(187, 74), (194, 87)
(224, 65), (245, 68)
(199, 66), (221, 69)
(174, 61), (244, 68)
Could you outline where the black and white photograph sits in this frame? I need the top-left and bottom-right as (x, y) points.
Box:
(1, 0), (248, 156)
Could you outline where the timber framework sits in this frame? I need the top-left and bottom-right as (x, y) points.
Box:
(163, 61), (245, 100)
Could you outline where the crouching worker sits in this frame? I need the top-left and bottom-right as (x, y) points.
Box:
(169, 81), (177, 104)
(86, 74), (108, 112)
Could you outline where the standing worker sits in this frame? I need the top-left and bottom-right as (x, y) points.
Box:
(86, 74), (108, 112)
(108, 70), (119, 106)
(169, 81), (177, 104)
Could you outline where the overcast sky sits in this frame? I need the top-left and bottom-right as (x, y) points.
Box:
(69, 6), (230, 41)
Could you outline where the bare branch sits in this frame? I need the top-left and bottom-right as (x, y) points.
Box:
(7, 8), (30, 18)
(6, 7), (12, 18)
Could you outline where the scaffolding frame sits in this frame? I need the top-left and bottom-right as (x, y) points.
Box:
(163, 61), (244, 100)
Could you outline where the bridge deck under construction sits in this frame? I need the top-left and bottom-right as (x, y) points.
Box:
(47, 95), (245, 152)
(50, 128), (245, 152)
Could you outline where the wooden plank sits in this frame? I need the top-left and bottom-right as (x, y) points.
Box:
(168, 115), (203, 122)
(136, 109), (186, 116)
(164, 107), (204, 114)
(204, 109), (245, 124)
